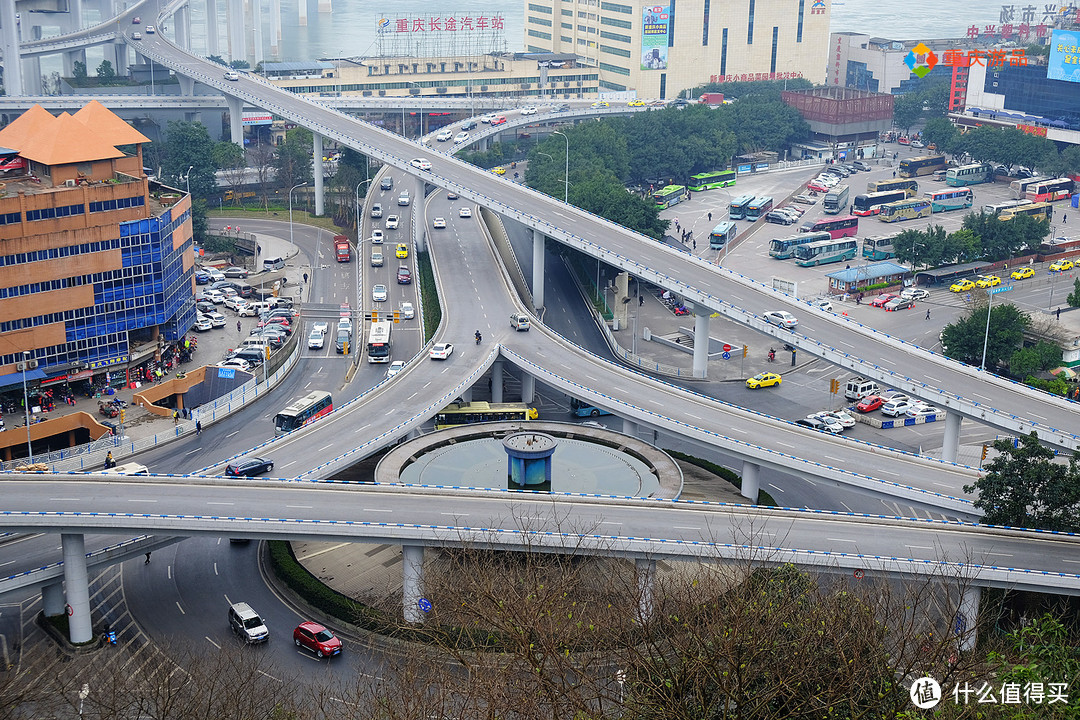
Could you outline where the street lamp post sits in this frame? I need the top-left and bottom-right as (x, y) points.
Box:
(552, 129), (569, 203)
(183, 165), (193, 195)
(288, 182), (307, 249)
(21, 351), (33, 463)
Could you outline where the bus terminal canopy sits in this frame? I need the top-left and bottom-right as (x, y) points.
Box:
(915, 262), (995, 286)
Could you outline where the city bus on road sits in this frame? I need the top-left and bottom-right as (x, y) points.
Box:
(800, 215), (859, 238)
(945, 163), (993, 186)
(866, 178), (918, 196)
(1000, 202), (1053, 221)
(769, 231), (830, 259)
(862, 233), (900, 260)
(746, 196), (774, 220)
(852, 190), (908, 216)
(708, 221), (737, 249)
(274, 390), (333, 434)
(434, 401), (538, 429)
(927, 187), (974, 213)
(1026, 178), (1075, 203)
(366, 320), (392, 363)
(570, 398), (613, 417)
(982, 200), (1025, 215)
(879, 198), (932, 222)
(728, 194), (756, 220)
(652, 184), (689, 208)
(687, 170), (737, 191)
(898, 155), (948, 178)
(794, 238), (859, 267)
(823, 184), (850, 214)
(1009, 176), (1048, 199)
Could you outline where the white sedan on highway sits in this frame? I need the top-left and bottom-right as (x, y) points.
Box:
(429, 342), (454, 360)
(410, 158), (432, 171)
(763, 310), (798, 329)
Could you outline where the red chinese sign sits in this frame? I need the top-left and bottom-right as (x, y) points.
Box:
(941, 49), (1027, 67)
(1017, 123), (1048, 137)
(382, 15), (505, 33)
(709, 71), (803, 83)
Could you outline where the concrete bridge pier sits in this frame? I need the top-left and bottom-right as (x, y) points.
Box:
(42, 582), (65, 618)
(205, 0), (219, 57)
(298, 0), (308, 26)
(175, 4), (191, 50)
(178, 75), (195, 96)
(0, 1), (23, 96)
(63, 50), (87, 79)
(622, 417), (636, 436)
(531, 228), (545, 311)
(110, 39), (128, 78)
(313, 133), (324, 216)
(460, 387), (473, 403)
(401, 544), (425, 623)
(520, 372), (535, 404)
(226, 0), (245, 63)
(957, 584), (981, 652)
(491, 359), (504, 403)
(23, 26), (42, 95)
(250, 0), (263, 67)
(635, 558), (656, 621)
(940, 412), (962, 464)
(61, 533), (93, 644)
(692, 311), (710, 378)
(225, 95), (243, 147)
(269, 0), (282, 57)
(740, 460), (760, 503)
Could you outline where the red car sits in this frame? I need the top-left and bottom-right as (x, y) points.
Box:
(870, 294), (896, 308)
(293, 621), (342, 658)
(258, 316), (291, 329)
(856, 395), (884, 413)
(806, 181), (830, 193)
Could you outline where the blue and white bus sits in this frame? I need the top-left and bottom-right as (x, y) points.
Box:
(794, 238), (859, 267)
(746, 196), (774, 220)
(728, 194), (755, 220)
(769, 231), (830, 259)
(945, 163), (993, 186)
(927, 187), (974, 213)
(708, 222), (738, 249)
(570, 398), (613, 417)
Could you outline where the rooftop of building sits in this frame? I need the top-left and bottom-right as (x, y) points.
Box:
(0, 101), (149, 167)
(826, 261), (909, 283)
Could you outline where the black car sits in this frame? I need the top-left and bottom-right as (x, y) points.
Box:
(195, 300), (215, 314)
(461, 119), (477, 130)
(380, 177), (393, 191)
(822, 165), (850, 177)
(765, 210), (796, 225)
(225, 457), (273, 476)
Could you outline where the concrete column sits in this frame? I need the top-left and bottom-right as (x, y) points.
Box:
(740, 461), (760, 503)
(956, 585), (980, 652)
(692, 312), (710, 379)
(42, 582), (65, 618)
(111, 40), (128, 77)
(178, 75), (195, 96)
(63, 49), (87, 79)
(401, 544), (424, 623)
(23, 25), (42, 95)
(61, 533), (93, 644)
(269, 0), (282, 56)
(940, 412), (962, 464)
(412, 175), (427, 252)
(69, 0), (84, 28)
(175, 4), (190, 50)
(0, 1), (23, 97)
(312, 133), (324, 216)
(635, 558), (656, 622)
(460, 387), (473, 403)
(318, 0), (331, 13)
(227, 0), (246, 62)
(520, 372), (535, 404)
(205, 0), (219, 56)
(225, 95), (244, 147)
(621, 417), (636, 436)
(531, 229), (546, 311)
(298, 0), (308, 26)
(491, 360), (504, 403)
(251, 0), (264, 67)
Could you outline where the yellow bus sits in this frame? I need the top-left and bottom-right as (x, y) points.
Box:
(434, 401), (538, 429)
(999, 202), (1053, 222)
(879, 198), (932, 223)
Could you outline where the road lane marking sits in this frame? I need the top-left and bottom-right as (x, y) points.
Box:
(767, 484), (785, 493)
(440, 512), (469, 516)
(363, 508), (392, 513)
(176, 602), (185, 615)
(905, 545), (933, 551)
(213, 563), (218, 576)
(673, 526), (700, 531)
(226, 431), (239, 438)
(128, 499), (157, 502)
(287, 505), (313, 509)
(318, 444), (334, 452)
(205, 637), (221, 649)
(827, 537), (858, 543)
(49, 498), (80, 501)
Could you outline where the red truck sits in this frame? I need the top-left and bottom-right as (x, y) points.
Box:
(333, 235), (351, 262)
(699, 93), (725, 106)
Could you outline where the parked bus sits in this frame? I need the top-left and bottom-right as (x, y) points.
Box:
(366, 320), (392, 363)
(1009, 176), (1049, 199)
(728, 194), (755, 220)
(687, 170), (737, 191)
(898, 155), (948, 178)
(866, 178), (919, 196)
(879, 198), (933, 223)
(823, 184), (850, 215)
(769, 231), (831, 259)
(570, 398), (613, 417)
(794, 238), (859, 267)
(708, 221), (738, 249)
(652, 184), (689, 208)
(945, 163), (993, 186)
(852, 190), (908, 216)
(927, 187), (974, 213)
(862, 233), (900, 260)
(1026, 177), (1075, 203)
(982, 200), (1025, 215)
(273, 390), (333, 434)
(746, 196), (774, 220)
(434, 401), (538, 429)
(799, 215), (859, 238)
(1000, 202), (1053, 221)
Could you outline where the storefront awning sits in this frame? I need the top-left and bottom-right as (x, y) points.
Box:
(0, 368), (46, 390)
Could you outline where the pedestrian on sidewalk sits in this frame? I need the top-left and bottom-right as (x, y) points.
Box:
(707, 211), (712, 222)
(639, 294), (644, 306)
(145, 552), (151, 564)
(236, 320), (242, 333)
(196, 419), (202, 436)
(172, 410), (179, 425)
(926, 308), (931, 320)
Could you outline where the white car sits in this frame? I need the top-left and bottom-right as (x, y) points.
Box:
(815, 410), (855, 428)
(881, 399), (915, 417)
(312, 321), (329, 335)
(459, 207), (472, 218)
(908, 404), (942, 418)
(385, 215), (399, 229)
(911, 140), (926, 148)
(401, 302), (415, 319)
(410, 158), (432, 171)
(386, 361), (407, 378)
(307, 328), (325, 349)
(202, 289), (224, 304)
(807, 414), (844, 434)
(237, 304), (259, 317)
(479, 113), (496, 124)
(810, 298), (833, 312)
(793, 194), (818, 205)
(145, 25), (155, 33)
(372, 284), (388, 302)
(371, 229), (384, 244)
(815, 174), (840, 186)
(763, 310), (798, 329)
(520, 106), (537, 115)
(900, 287), (930, 300)
(454, 131), (471, 143)
(429, 342), (454, 360)
(207, 312), (227, 328)
(433, 217), (446, 229)
(217, 358), (251, 372)
(193, 316), (213, 332)
(436, 129), (453, 142)
(224, 297), (246, 312)
(224, 70), (240, 81)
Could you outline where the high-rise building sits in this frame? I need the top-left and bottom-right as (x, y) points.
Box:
(0, 101), (195, 387)
(525, 0), (830, 98)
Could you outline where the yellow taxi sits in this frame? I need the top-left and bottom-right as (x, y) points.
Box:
(746, 372), (782, 389)
(627, 99), (646, 107)
(492, 166), (506, 175)
(1050, 259), (1074, 272)
(395, 243), (408, 259)
(1010, 266), (1035, 280)
(949, 278), (976, 292)
(975, 274), (1001, 288)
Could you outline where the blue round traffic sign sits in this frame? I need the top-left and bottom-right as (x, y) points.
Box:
(418, 598), (433, 613)
(722, 351), (731, 360)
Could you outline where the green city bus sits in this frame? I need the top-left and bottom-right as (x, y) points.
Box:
(652, 185), (689, 209)
(687, 170), (737, 191)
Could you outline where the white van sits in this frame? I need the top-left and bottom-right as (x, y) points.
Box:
(262, 256), (285, 271)
(100, 462), (150, 476)
(844, 376), (880, 401)
(371, 248), (384, 266)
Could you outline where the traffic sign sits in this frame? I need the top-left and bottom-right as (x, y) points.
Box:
(722, 343), (731, 352)
(418, 598), (433, 613)
(987, 285), (1013, 295)
(721, 351), (731, 360)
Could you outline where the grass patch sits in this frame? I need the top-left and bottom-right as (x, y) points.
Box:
(416, 250), (440, 343)
(664, 449), (778, 507)
(207, 207), (344, 235)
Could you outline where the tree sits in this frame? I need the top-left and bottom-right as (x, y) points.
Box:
(921, 117), (959, 155)
(1068, 278), (1080, 308)
(273, 127), (313, 195)
(964, 431), (1080, 531)
(72, 60), (87, 84)
(892, 93), (924, 134)
(940, 302), (1029, 369)
(1009, 341), (1062, 379)
(212, 141), (247, 205)
(95, 59), (116, 85)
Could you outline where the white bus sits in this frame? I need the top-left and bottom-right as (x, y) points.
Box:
(367, 320), (393, 363)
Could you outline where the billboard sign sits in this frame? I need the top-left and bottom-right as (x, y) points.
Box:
(1047, 29), (1080, 83)
(641, 5), (671, 71)
(242, 112), (273, 126)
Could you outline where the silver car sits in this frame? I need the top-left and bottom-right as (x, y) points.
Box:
(763, 310), (798, 329)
